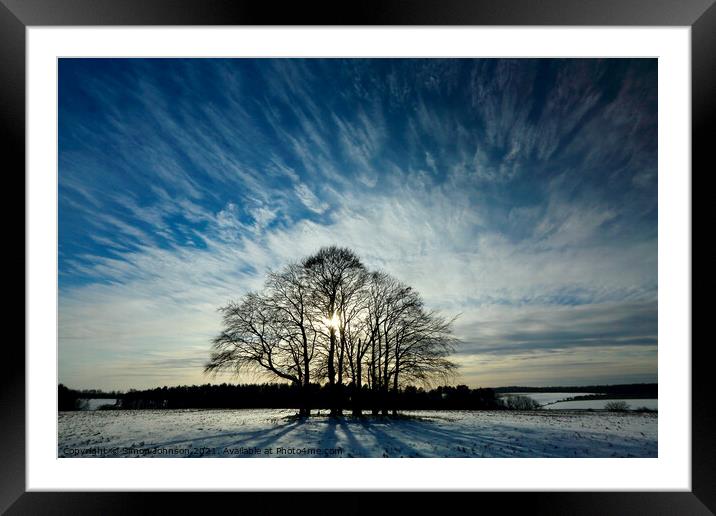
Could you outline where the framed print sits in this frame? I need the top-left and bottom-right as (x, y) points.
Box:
(4, 0), (711, 513)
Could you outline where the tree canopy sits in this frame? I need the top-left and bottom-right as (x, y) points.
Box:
(206, 246), (459, 416)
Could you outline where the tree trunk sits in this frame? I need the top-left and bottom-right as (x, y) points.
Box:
(392, 358), (399, 416)
(352, 352), (363, 416)
(381, 330), (390, 416)
(335, 329), (345, 417)
(328, 327), (339, 417)
(374, 330), (383, 415)
(338, 328), (345, 385)
(302, 326), (311, 417)
(301, 380), (311, 418)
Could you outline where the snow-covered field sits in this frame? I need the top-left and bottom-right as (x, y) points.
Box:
(58, 409), (657, 458)
(500, 392), (597, 405)
(500, 393), (658, 411)
(543, 398), (658, 411)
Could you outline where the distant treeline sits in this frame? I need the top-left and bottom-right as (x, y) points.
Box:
(74, 388), (122, 399)
(59, 383), (501, 411)
(58, 384), (122, 410)
(58, 384), (116, 410)
(58, 382), (658, 412)
(493, 383), (657, 398)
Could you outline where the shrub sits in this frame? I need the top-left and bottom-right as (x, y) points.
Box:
(500, 395), (541, 411)
(604, 400), (630, 411)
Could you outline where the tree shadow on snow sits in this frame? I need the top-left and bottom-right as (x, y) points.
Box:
(336, 418), (369, 457)
(151, 418), (306, 451)
(355, 418), (424, 458)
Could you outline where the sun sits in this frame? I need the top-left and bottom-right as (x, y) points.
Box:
(324, 312), (340, 330)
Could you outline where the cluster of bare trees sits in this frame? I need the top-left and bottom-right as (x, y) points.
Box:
(206, 246), (458, 417)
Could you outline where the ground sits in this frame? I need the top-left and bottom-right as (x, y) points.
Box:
(58, 408), (657, 458)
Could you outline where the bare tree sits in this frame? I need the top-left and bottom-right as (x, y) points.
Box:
(205, 292), (302, 385)
(206, 263), (319, 416)
(206, 246), (459, 418)
(265, 264), (319, 416)
(302, 246), (366, 417)
(361, 271), (458, 415)
(391, 305), (459, 413)
(362, 271), (392, 414)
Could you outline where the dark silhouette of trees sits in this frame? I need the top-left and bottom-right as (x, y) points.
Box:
(58, 384), (79, 411)
(492, 383), (657, 397)
(265, 264), (318, 416)
(205, 246), (459, 417)
(205, 265), (319, 416)
(302, 246), (366, 417)
(206, 292), (303, 383)
(58, 385), (122, 411)
(117, 383), (500, 411)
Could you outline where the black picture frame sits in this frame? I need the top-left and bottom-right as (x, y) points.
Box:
(3, 0), (710, 514)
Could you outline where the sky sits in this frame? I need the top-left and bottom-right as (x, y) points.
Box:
(58, 58), (658, 391)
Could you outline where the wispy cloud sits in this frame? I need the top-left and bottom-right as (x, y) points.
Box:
(58, 58), (657, 390)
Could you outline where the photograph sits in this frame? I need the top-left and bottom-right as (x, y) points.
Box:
(57, 57), (658, 459)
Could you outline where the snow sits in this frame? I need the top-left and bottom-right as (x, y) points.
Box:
(500, 392), (597, 406)
(501, 393), (658, 411)
(58, 409), (657, 458)
(543, 398), (658, 411)
(77, 399), (118, 411)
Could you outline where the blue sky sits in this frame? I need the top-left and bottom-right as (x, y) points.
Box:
(58, 58), (658, 390)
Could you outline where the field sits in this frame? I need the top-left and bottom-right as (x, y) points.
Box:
(500, 392), (597, 405)
(543, 399), (658, 410)
(58, 408), (657, 458)
(500, 393), (658, 410)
